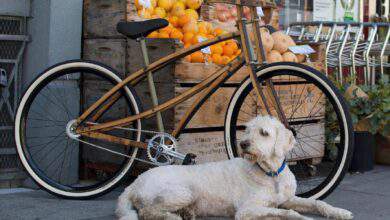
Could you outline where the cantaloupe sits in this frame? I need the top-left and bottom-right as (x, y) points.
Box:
(296, 54), (306, 63)
(285, 35), (296, 47)
(282, 52), (298, 62)
(271, 31), (294, 54)
(260, 28), (274, 53)
(267, 50), (283, 63)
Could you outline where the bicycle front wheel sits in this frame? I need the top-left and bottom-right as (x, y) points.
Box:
(15, 60), (142, 199)
(225, 62), (353, 199)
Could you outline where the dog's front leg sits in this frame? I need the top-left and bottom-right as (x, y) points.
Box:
(235, 199), (313, 220)
(281, 196), (353, 219)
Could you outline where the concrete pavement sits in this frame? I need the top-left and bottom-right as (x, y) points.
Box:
(1, 166), (390, 220)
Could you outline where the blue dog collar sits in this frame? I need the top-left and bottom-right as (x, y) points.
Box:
(263, 161), (287, 177)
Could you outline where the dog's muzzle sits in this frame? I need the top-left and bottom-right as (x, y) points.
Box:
(240, 140), (250, 150)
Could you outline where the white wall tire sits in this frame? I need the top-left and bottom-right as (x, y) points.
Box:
(224, 62), (354, 200)
(14, 60), (142, 199)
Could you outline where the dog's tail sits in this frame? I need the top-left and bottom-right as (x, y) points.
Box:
(116, 187), (138, 220)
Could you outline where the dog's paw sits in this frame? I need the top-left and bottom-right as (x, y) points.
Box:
(333, 208), (353, 219)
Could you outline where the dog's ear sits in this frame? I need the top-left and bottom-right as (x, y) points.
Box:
(274, 126), (296, 158)
(283, 129), (296, 153)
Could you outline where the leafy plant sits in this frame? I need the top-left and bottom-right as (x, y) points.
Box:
(343, 81), (390, 136)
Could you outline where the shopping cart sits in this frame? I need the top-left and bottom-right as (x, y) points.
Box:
(287, 21), (390, 85)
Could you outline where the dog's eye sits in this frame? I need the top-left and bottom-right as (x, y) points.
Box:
(259, 128), (269, 136)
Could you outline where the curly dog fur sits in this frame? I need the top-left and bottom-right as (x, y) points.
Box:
(116, 116), (353, 220)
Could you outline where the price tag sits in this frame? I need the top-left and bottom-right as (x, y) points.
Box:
(139, 0), (152, 8)
(256, 7), (264, 17)
(198, 36), (211, 54)
(288, 45), (315, 55)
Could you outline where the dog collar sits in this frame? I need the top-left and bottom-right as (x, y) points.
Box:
(259, 160), (287, 177)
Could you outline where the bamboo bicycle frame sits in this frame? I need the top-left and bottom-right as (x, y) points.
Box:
(75, 0), (287, 150)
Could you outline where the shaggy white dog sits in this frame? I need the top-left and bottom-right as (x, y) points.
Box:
(116, 116), (353, 220)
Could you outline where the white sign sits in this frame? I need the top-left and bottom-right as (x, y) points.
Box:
(288, 45), (315, 55)
(313, 0), (334, 21)
(256, 7), (264, 17)
(313, 0), (360, 21)
(139, 0), (152, 9)
(198, 36), (211, 54)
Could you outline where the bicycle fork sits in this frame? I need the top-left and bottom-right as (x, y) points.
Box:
(236, 4), (290, 129)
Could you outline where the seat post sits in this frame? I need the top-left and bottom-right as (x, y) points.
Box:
(139, 37), (165, 132)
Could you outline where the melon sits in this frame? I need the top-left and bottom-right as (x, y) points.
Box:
(296, 54), (306, 63)
(282, 52), (298, 62)
(260, 28), (274, 53)
(271, 31), (293, 54)
(267, 50), (283, 63)
(285, 35), (296, 47)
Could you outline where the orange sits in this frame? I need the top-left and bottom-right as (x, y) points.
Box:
(171, 2), (186, 17)
(184, 9), (199, 20)
(147, 31), (159, 38)
(184, 55), (191, 62)
(183, 21), (199, 34)
(158, 0), (173, 11)
(210, 44), (223, 55)
(198, 25), (208, 35)
(211, 54), (223, 65)
(178, 14), (194, 27)
(235, 49), (242, 56)
(207, 34), (215, 39)
(223, 44), (235, 56)
(183, 32), (194, 44)
(190, 51), (204, 63)
(184, 43), (192, 48)
(185, 0), (202, 10)
(214, 28), (225, 36)
(191, 34), (207, 45)
(168, 16), (179, 27)
(221, 55), (230, 65)
(158, 32), (170, 38)
(159, 24), (173, 34)
(227, 41), (239, 51)
(170, 29), (184, 40)
(153, 7), (166, 18)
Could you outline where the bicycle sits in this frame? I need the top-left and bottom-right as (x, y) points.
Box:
(14, 0), (354, 200)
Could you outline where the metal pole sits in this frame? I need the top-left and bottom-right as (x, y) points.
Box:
(325, 24), (337, 77)
(351, 24), (364, 84)
(139, 38), (165, 132)
(338, 24), (351, 83)
(380, 26), (390, 79)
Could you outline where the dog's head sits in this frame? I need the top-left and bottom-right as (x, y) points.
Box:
(239, 116), (296, 163)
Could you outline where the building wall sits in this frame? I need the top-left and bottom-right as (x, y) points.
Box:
(22, 0), (83, 88)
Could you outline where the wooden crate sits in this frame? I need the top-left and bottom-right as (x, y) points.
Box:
(83, 38), (127, 77)
(83, 0), (139, 38)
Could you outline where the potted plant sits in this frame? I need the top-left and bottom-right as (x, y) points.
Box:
(343, 82), (390, 172)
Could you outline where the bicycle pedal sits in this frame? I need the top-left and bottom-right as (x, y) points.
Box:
(182, 153), (197, 165)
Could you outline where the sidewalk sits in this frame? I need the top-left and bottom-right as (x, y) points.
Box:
(0, 166), (389, 220)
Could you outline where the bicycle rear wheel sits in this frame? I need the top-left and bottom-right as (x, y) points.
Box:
(225, 62), (353, 199)
(15, 60), (142, 199)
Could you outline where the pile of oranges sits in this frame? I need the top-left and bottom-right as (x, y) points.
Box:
(135, 0), (241, 64)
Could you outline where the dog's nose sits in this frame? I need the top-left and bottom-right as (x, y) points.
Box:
(240, 140), (250, 150)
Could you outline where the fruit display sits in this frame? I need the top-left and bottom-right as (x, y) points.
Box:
(134, 0), (241, 64)
(261, 30), (305, 63)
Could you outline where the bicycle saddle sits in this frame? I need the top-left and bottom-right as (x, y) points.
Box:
(117, 19), (169, 39)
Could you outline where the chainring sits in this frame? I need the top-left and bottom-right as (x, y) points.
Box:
(147, 133), (178, 166)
